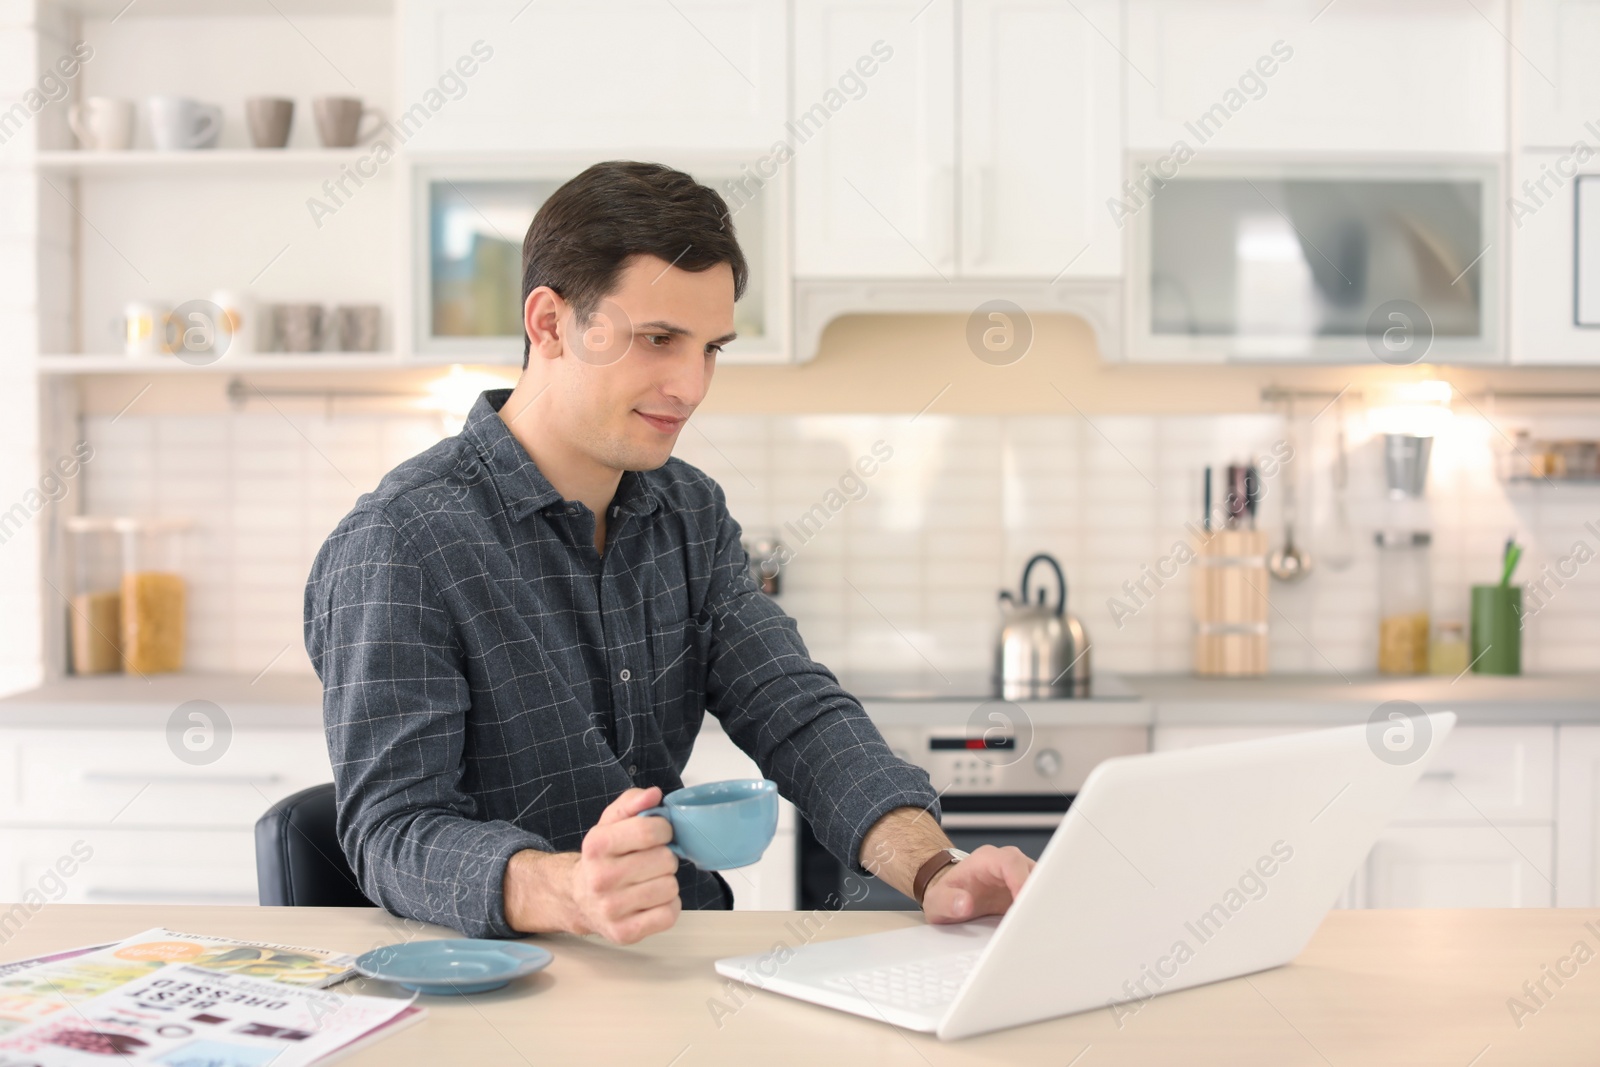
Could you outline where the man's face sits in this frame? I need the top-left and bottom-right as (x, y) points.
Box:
(536, 254), (736, 473)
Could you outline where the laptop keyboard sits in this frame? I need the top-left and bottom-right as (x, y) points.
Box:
(820, 951), (981, 1014)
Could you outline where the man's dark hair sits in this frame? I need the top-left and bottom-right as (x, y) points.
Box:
(519, 161), (749, 368)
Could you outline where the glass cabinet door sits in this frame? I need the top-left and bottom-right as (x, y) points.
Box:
(1129, 162), (1499, 363)
(414, 165), (782, 363)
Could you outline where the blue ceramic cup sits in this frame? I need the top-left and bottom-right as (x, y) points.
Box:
(635, 779), (778, 870)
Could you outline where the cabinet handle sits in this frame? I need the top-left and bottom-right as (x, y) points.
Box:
(84, 887), (256, 903)
(81, 772), (285, 786)
(966, 164), (991, 267)
(928, 165), (956, 271)
(1420, 770), (1457, 781)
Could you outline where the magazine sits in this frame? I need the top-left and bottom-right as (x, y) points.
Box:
(0, 929), (356, 1038)
(0, 947), (108, 983)
(0, 964), (423, 1067)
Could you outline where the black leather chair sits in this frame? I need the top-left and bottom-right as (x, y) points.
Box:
(255, 783), (374, 907)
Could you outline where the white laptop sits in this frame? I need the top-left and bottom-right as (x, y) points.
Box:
(715, 711), (1456, 1040)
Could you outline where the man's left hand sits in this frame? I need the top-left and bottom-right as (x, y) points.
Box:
(920, 845), (1035, 924)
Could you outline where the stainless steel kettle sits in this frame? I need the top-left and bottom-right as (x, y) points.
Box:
(995, 553), (1090, 699)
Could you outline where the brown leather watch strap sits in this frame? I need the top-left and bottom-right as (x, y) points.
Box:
(913, 849), (963, 906)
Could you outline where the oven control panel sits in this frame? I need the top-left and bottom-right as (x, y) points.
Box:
(879, 725), (1148, 796)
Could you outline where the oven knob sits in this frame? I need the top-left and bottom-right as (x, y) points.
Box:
(1034, 748), (1062, 778)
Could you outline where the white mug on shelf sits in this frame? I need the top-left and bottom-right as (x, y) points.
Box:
(118, 300), (169, 357)
(68, 96), (135, 151)
(210, 289), (255, 355)
(146, 96), (222, 151)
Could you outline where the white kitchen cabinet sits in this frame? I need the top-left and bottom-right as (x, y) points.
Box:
(0, 727), (331, 907)
(1151, 723), (1558, 909)
(791, 0), (957, 277)
(0, 729), (333, 827)
(1519, 0), (1600, 149)
(1556, 726), (1600, 906)
(1511, 150), (1600, 364)
(1125, 0), (1507, 154)
(1153, 724), (1555, 823)
(1, 827), (260, 906)
(1352, 826), (1555, 909)
(400, 0), (787, 153)
(959, 0), (1122, 278)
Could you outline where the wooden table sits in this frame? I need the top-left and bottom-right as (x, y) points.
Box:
(4, 905), (1599, 1065)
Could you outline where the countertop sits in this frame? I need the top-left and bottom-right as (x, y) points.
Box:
(3, 671), (1599, 728)
(1, 904), (1594, 1065)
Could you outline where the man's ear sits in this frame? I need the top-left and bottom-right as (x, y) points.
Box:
(524, 286), (567, 362)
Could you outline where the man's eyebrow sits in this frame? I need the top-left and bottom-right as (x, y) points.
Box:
(633, 320), (692, 336)
(634, 320), (739, 346)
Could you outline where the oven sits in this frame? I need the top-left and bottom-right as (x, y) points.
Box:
(796, 721), (1149, 911)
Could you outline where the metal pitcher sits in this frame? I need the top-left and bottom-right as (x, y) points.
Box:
(995, 553), (1090, 699)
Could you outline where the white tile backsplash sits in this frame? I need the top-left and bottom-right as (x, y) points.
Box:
(70, 402), (1600, 682)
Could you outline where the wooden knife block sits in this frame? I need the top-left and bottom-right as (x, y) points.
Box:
(1192, 529), (1269, 676)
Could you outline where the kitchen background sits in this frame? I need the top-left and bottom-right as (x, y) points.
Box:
(5, 0), (1600, 912)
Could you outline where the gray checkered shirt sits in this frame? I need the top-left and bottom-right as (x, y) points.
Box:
(303, 388), (939, 937)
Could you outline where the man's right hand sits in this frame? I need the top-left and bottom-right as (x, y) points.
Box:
(503, 786), (682, 944)
(567, 786), (683, 943)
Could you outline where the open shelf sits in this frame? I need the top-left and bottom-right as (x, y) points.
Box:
(37, 353), (520, 374)
(35, 149), (382, 176)
(51, 0), (392, 16)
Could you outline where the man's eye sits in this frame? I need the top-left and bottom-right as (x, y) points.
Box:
(645, 334), (671, 347)
(705, 345), (722, 358)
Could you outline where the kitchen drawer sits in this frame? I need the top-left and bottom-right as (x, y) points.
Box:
(1151, 725), (1555, 824)
(0, 728), (333, 828)
(1353, 825), (1554, 909)
(0, 827), (259, 907)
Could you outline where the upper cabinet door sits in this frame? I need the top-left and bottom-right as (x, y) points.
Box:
(792, 0), (957, 278)
(1520, 0), (1600, 148)
(399, 0), (786, 152)
(960, 0), (1122, 278)
(1125, 0), (1507, 154)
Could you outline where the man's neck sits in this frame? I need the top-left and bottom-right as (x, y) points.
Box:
(498, 379), (622, 552)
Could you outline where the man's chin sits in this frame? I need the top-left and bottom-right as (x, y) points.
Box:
(614, 440), (678, 473)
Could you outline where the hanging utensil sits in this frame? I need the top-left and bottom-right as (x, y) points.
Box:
(1268, 398), (1313, 583)
(1323, 393), (1355, 571)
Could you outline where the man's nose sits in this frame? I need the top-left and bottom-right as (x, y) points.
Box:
(660, 350), (710, 412)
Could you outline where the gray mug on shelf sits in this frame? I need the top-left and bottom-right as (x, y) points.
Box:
(245, 97), (294, 149)
(332, 304), (382, 351)
(312, 96), (384, 148)
(272, 303), (324, 352)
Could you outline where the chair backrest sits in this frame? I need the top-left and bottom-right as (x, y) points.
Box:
(254, 783), (374, 907)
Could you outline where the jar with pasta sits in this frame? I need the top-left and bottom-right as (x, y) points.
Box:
(1376, 529), (1431, 675)
(117, 517), (192, 675)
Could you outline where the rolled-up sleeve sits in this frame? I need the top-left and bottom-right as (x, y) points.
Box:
(304, 505), (551, 938)
(697, 485), (940, 876)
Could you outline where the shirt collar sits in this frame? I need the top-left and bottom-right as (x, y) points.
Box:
(462, 389), (658, 522)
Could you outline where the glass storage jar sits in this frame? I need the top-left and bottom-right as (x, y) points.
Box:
(1376, 530), (1432, 675)
(116, 517), (192, 675)
(65, 517), (123, 674)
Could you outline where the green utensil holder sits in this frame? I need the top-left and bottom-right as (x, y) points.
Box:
(1470, 584), (1522, 675)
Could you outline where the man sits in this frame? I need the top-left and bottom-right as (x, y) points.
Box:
(304, 161), (1034, 943)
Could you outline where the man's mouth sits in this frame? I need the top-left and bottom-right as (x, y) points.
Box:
(636, 410), (686, 434)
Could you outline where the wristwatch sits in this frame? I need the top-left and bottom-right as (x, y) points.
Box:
(912, 848), (970, 906)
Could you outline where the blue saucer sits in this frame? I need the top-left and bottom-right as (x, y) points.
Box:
(353, 940), (553, 995)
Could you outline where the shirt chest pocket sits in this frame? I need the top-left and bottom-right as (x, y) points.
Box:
(647, 610), (714, 753)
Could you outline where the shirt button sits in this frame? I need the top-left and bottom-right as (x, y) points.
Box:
(628, 764), (639, 775)
(619, 668), (631, 682)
